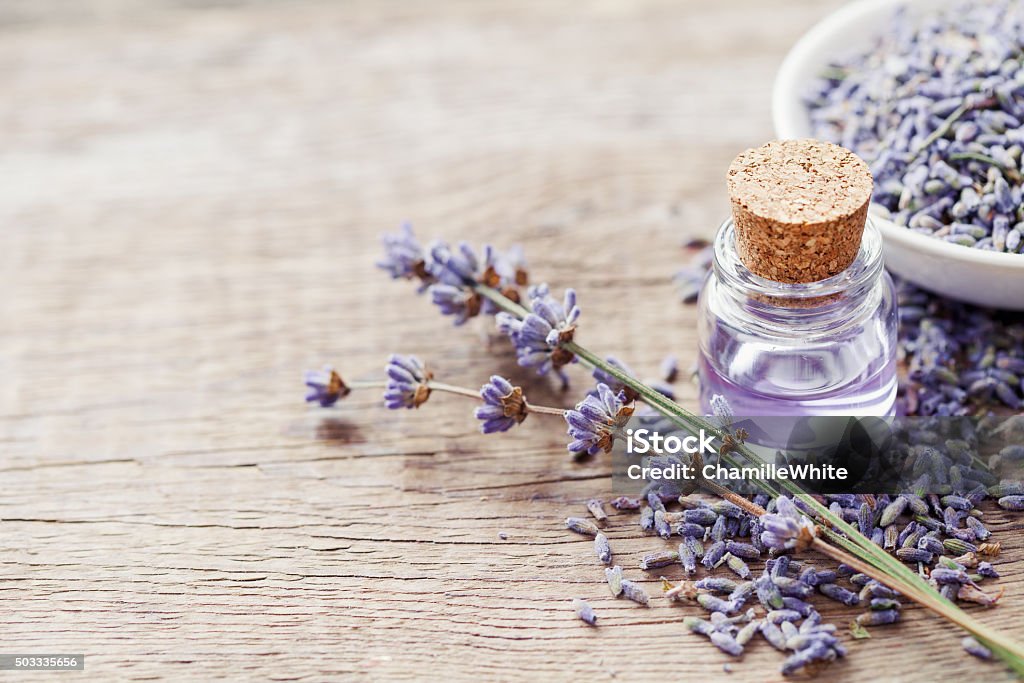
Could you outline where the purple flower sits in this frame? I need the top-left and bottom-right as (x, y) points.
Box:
(377, 222), (435, 290)
(304, 367), (350, 407)
(429, 284), (482, 326)
(497, 284), (581, 386)
(383, 354), (432, 409)
(564, 383), (634, 455)
(474, 375), (529, 433)
(591, 356), (639, 401)
(760, 496), (816, 552)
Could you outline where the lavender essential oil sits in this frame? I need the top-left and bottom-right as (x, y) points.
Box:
(697, 140), (898, 417)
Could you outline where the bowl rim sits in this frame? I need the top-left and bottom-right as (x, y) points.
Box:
(771, 0), (1024, 271)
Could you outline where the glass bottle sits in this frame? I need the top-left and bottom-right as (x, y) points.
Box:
(697, 140), (898, 417)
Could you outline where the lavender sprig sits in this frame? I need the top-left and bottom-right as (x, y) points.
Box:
(497, 284), (581, 386)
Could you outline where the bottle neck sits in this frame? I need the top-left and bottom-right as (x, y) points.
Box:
(711, 218), (886, 333)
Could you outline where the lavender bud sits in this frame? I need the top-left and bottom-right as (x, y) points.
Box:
(695, 577), (738, 594)
(856, 609), (900, 626)
(766, 609), (803, 624)
(963, 636), (993, 660)
(773, 576), (813, 599)
(818, 583), (861, 606)
(573, 598), (597, 625)
(997, 495), (1024, 511)
(654, 510), (672, 539)
(896, 547), (934, 564)
(605, 565), (624, 597)
(677, 522), (707, 539)
(702, 541), (727, 569)
(943, 538), (978, 555)
(619, 579), (649, 606)
(760, 621), (788, 651)
(594, 532), (612, 565)
(756, 575), (785, 610)
(725, 554), (751, 579)
(697, 593), (738, 615)
(683, 616), (715, 636)
(640, 506), (654, 532)
(978, 561), (999, 579)
(610, 496), (641, 510)
(684, 508), (719, 526)
(880, 496), (908, 527)
(710, 631), (744, 657)
(565, 517), (600, 537)
(729, 581), (756, 604)
(639, 550), (679, 570)
(782, 597), (815, 617)
(586, 499), (609, 524)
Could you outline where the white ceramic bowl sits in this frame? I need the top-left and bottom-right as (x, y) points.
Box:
(772, 0), (1024, 310)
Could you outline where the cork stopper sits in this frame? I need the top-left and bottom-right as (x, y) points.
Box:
(726, 139), (873, 284)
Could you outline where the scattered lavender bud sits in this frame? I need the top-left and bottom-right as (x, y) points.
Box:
(640, 506), (654, 533)
(818, 583), (861, 607)
(710, 631), (744, 657)
(697, 593), (739, 615)
(565, 517), (600, 537)
(943, 538), (978, 555)
(869, 598), (902, 611)
(997, 495), (1024, 511)
(729, 581), (756, 604)
(772, 576), (813, 599)
(724, 540), (760, 560)
(918, 535), (945, 555)
(756, 575), (785, 610)
(610, 496), (641, 510)
(619, 579), (649, 606)
(684, 508), (719, 526)
(736, 620), (761, 646)
(978, 561), (1000, 579)
(963, 636), (993, 660)
(586, 499), (609, 524)
(677, 522), (707, 539)
(594, 532), (612, 565)
(760, 621), (788, 651)
(573, 598), (597, 626)
(696, 577), (738, 594)
(896, 547), (934, 564)
(654, 510), (672, 539)
(605, 566), (623, 597)
(782, 597), (815, 617)
(702, 541), (727, 569)
(766, 609), (803, 624)
(640, 550), (679, 570)
(683, 616), (715, 636)
(880, 497), (908, 527)
(856, 610), (900, 626)
(725, 554), (751, 579)
(931, 567), (971, 585)
(680, 541), (698, 575)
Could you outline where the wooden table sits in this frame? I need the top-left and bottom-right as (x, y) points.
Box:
(2, 1), (1021, 679)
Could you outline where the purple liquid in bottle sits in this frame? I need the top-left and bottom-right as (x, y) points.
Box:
(697, 220), (898, 417)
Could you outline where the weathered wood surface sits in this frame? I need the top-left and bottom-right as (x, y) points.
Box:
(1, 0), (1021, 680)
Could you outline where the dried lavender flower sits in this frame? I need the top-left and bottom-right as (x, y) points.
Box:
(497, 284), (580, 384)
(564, 384), (634, 455)
(475, 375), (529, 433)
(724, 540), (760, 560)
(760, 496), (816, 552)
(303, 367), (350, 407)
(377, 222), (435, 288)
(573, 598), (597, 626)
(383, 354), (433, 409)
